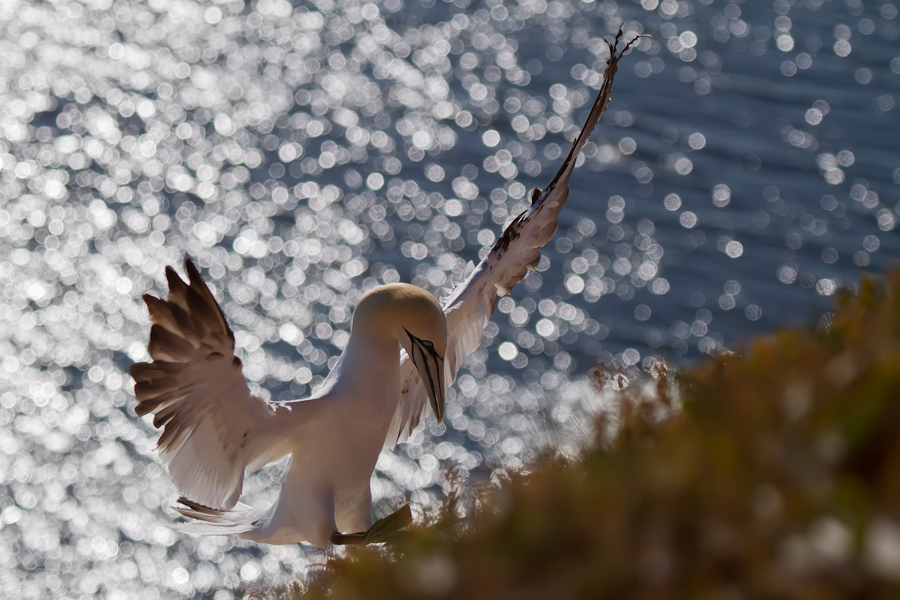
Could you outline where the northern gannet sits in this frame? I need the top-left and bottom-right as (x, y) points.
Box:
(130, 31), (638, 548)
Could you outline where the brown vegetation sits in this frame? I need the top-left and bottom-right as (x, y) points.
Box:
(263, 269), (900, 599)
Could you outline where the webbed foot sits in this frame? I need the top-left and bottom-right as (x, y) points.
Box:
(330, 504), (412, 545)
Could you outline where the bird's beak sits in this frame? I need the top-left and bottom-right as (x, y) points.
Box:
(406, 330), (446, 423)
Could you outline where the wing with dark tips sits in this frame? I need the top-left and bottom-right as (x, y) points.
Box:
(384, 29), (639, 448)
(130, 259), (275, 509)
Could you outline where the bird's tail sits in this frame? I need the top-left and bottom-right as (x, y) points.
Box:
(170, 496), (259, 536)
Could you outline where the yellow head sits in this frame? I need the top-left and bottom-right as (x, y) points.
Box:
(352, 284), (448, 421)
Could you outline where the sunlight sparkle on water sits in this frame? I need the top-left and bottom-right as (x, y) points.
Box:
(1, 0), (898, 596)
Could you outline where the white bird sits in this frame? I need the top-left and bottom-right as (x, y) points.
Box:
(130, 31), (638, 549)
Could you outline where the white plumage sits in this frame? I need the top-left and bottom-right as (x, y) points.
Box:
(130, 32), (637, 548)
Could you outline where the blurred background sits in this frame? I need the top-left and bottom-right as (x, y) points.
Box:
(0, 0), (897, 597)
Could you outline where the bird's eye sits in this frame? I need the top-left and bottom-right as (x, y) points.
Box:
(405, 328), (435, 350)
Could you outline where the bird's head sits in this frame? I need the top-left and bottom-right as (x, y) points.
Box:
(353, 284), (448, 422)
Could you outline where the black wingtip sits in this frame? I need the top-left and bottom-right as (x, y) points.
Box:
(605, 25), (649, 59)
(184, 257), (200, 281)
(177, 496), (223, 515)
(184, 258), (213, 298)
(165, 265), (184, 287)
(177, 496), (203, 510)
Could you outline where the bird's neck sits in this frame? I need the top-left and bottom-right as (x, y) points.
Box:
(321, 329), (401, 397)
(344, 330), (401, 371)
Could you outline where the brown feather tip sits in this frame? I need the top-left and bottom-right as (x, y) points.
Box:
(177, 496), (223, 515)
(130, 361), (182, 383)
(132, 375), (178, 397)
(129, 361), (147, 380)
(165, 265), (186, 289)
(148, 324), (195, 360)
(184, 259), (211, 300)
(185, 259), (213, 299)
(605, 25), (650, 59)
(165, 266), (191, 311)
(181, 257), (233, 337)
(141, 293), (159, 307)
(184, 257), (201, 278)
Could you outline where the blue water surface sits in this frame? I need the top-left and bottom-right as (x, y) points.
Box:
(0, 0), (898, 597)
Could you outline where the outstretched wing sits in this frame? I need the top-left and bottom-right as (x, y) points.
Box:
(385, 30), (639, 448)
(130, 259), (275, 509)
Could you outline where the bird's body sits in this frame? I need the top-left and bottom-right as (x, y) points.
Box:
(242, 285), (446, 547)
(132, 280), (446, 548)
(130, 32), (637, 548)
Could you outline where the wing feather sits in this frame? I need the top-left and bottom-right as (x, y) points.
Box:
(143, 295), (200, 343)
(148, 324), (197, 362)
(384, 29), (638, 448)
(131, 259), (276, 509)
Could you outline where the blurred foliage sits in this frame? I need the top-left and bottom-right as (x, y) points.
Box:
(261, 269), (900, 599)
